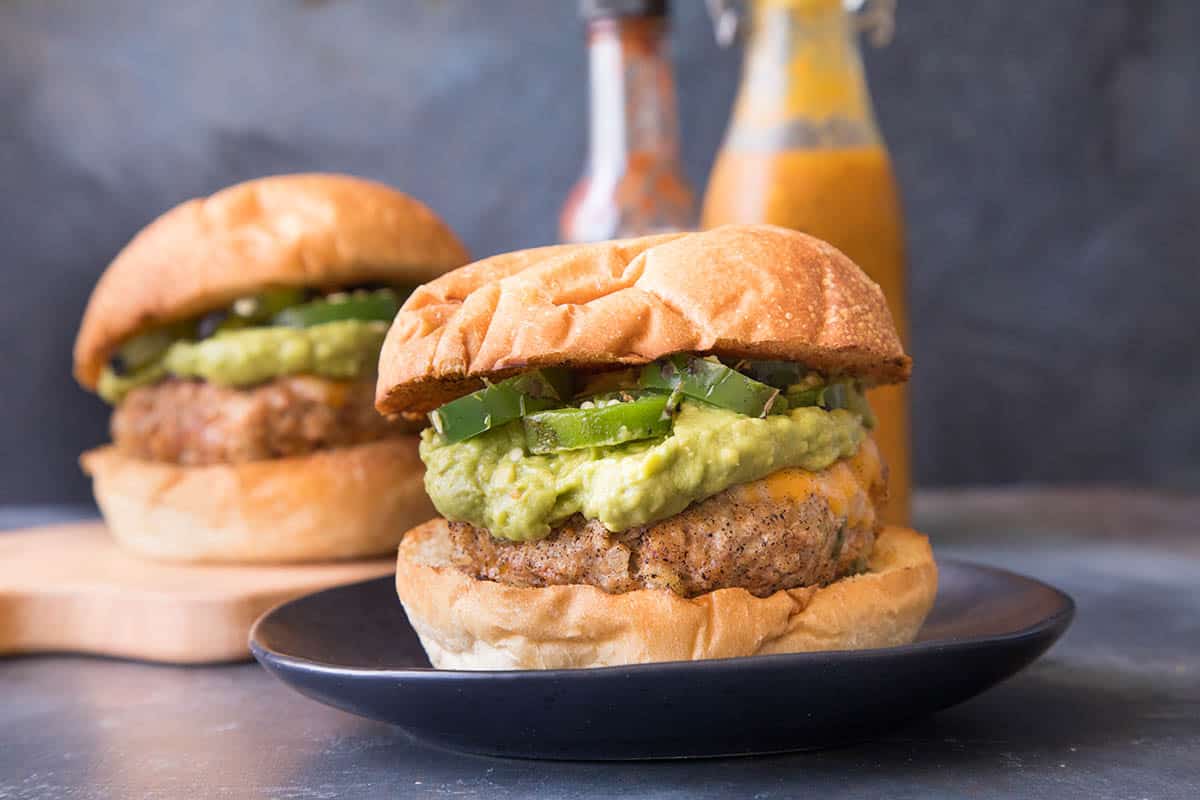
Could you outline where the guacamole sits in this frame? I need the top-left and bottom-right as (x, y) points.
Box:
(420, 400), (867, 542)
(96, 319), (388, 404)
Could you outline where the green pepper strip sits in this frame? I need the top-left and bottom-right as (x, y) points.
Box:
(235, 288), (311, 322)
(735, 359), (813, 390)
(109, 319), (198, 375)
(842, 384), (877, 429)
(429, 369), (573, 443)
(785, 380), (876, 428)
(787, 380), (850, 409)
(272, 288), (400, 328)
(112, 329), (176, 374)
(524, 394), (672, 454)
(639, 355), (780, 418)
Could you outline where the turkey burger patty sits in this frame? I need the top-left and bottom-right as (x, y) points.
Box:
(113, 376), (415, 466)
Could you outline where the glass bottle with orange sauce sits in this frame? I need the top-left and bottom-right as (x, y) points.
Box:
(701, 0), (911, 524)
(561, 0), (696, 242)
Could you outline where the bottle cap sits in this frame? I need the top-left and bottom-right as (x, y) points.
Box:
(580, 0), (668, 20)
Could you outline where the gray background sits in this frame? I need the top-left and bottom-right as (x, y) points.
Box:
(1, 0), (1197, 504)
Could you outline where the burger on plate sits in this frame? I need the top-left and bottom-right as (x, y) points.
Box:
(376, 224), (937, 669)
(74, 173), (469, 563)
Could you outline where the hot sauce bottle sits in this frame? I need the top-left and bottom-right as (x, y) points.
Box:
(701, 0), (912, 524)
(560, 0), (696, 242)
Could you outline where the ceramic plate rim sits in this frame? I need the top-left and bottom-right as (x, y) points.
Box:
(249, 557), (1076, 680)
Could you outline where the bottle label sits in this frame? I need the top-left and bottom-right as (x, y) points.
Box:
(726, 116), (877, 152)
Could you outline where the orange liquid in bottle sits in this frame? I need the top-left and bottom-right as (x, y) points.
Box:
(701, 0), (910, 523)
(704, 147), (910, 523)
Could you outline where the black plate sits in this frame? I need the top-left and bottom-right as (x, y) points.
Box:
(250, 560), (1073, 760)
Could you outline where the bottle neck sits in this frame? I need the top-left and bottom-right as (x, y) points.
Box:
(730, 0), (880, 150)
(585, 16), (682, 176)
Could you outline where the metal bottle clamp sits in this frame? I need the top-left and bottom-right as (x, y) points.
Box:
(705, 0), (896, 47)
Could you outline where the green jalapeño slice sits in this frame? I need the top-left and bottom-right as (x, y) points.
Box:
(233, 287), (311, 323)
(107, 318), (197, 375)
(429, 369), (573, 443)
(109, 329), (176, 375)
(785, 379), (876, 428)
(734, 359), (812, 390)
(523, 394), (672, 454)
(639, 354), (780, 418)
(272, 288), (401, 328)
(197, 287), (312, 338)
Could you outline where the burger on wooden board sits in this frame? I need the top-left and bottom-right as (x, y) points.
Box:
(74, 174), (469, 563)
(376, 224), (937, 669)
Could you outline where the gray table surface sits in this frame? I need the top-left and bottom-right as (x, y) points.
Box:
(2, 489), (1197, 800)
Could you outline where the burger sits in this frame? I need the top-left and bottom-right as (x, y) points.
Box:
(74, 173), (470, 563)
(377, 224), (937, 669)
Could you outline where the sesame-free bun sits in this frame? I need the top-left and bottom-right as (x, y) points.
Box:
(377, 224), (909, 415)
(74, 173), (470, 389)
(80, 437), (436, 564)
(395, 521), (936, 670)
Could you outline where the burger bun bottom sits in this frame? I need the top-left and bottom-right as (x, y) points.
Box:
(395, 519), (938, 670)
(82, 437), (434, 564)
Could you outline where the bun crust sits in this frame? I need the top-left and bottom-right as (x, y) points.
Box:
(81, 438), (436, 564)
(377, 225), (910, 415)
(75, 174), (470, 389)
(395, 521), (937, 670)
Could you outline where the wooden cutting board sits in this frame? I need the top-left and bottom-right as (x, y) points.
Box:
(0, 521), (394, 664)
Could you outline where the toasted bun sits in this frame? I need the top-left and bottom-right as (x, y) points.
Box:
(81, 438), (436, 564)
(75, 173), (470, 389)
(376, 224), (909, 415)
(395, 521), (937, 670)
